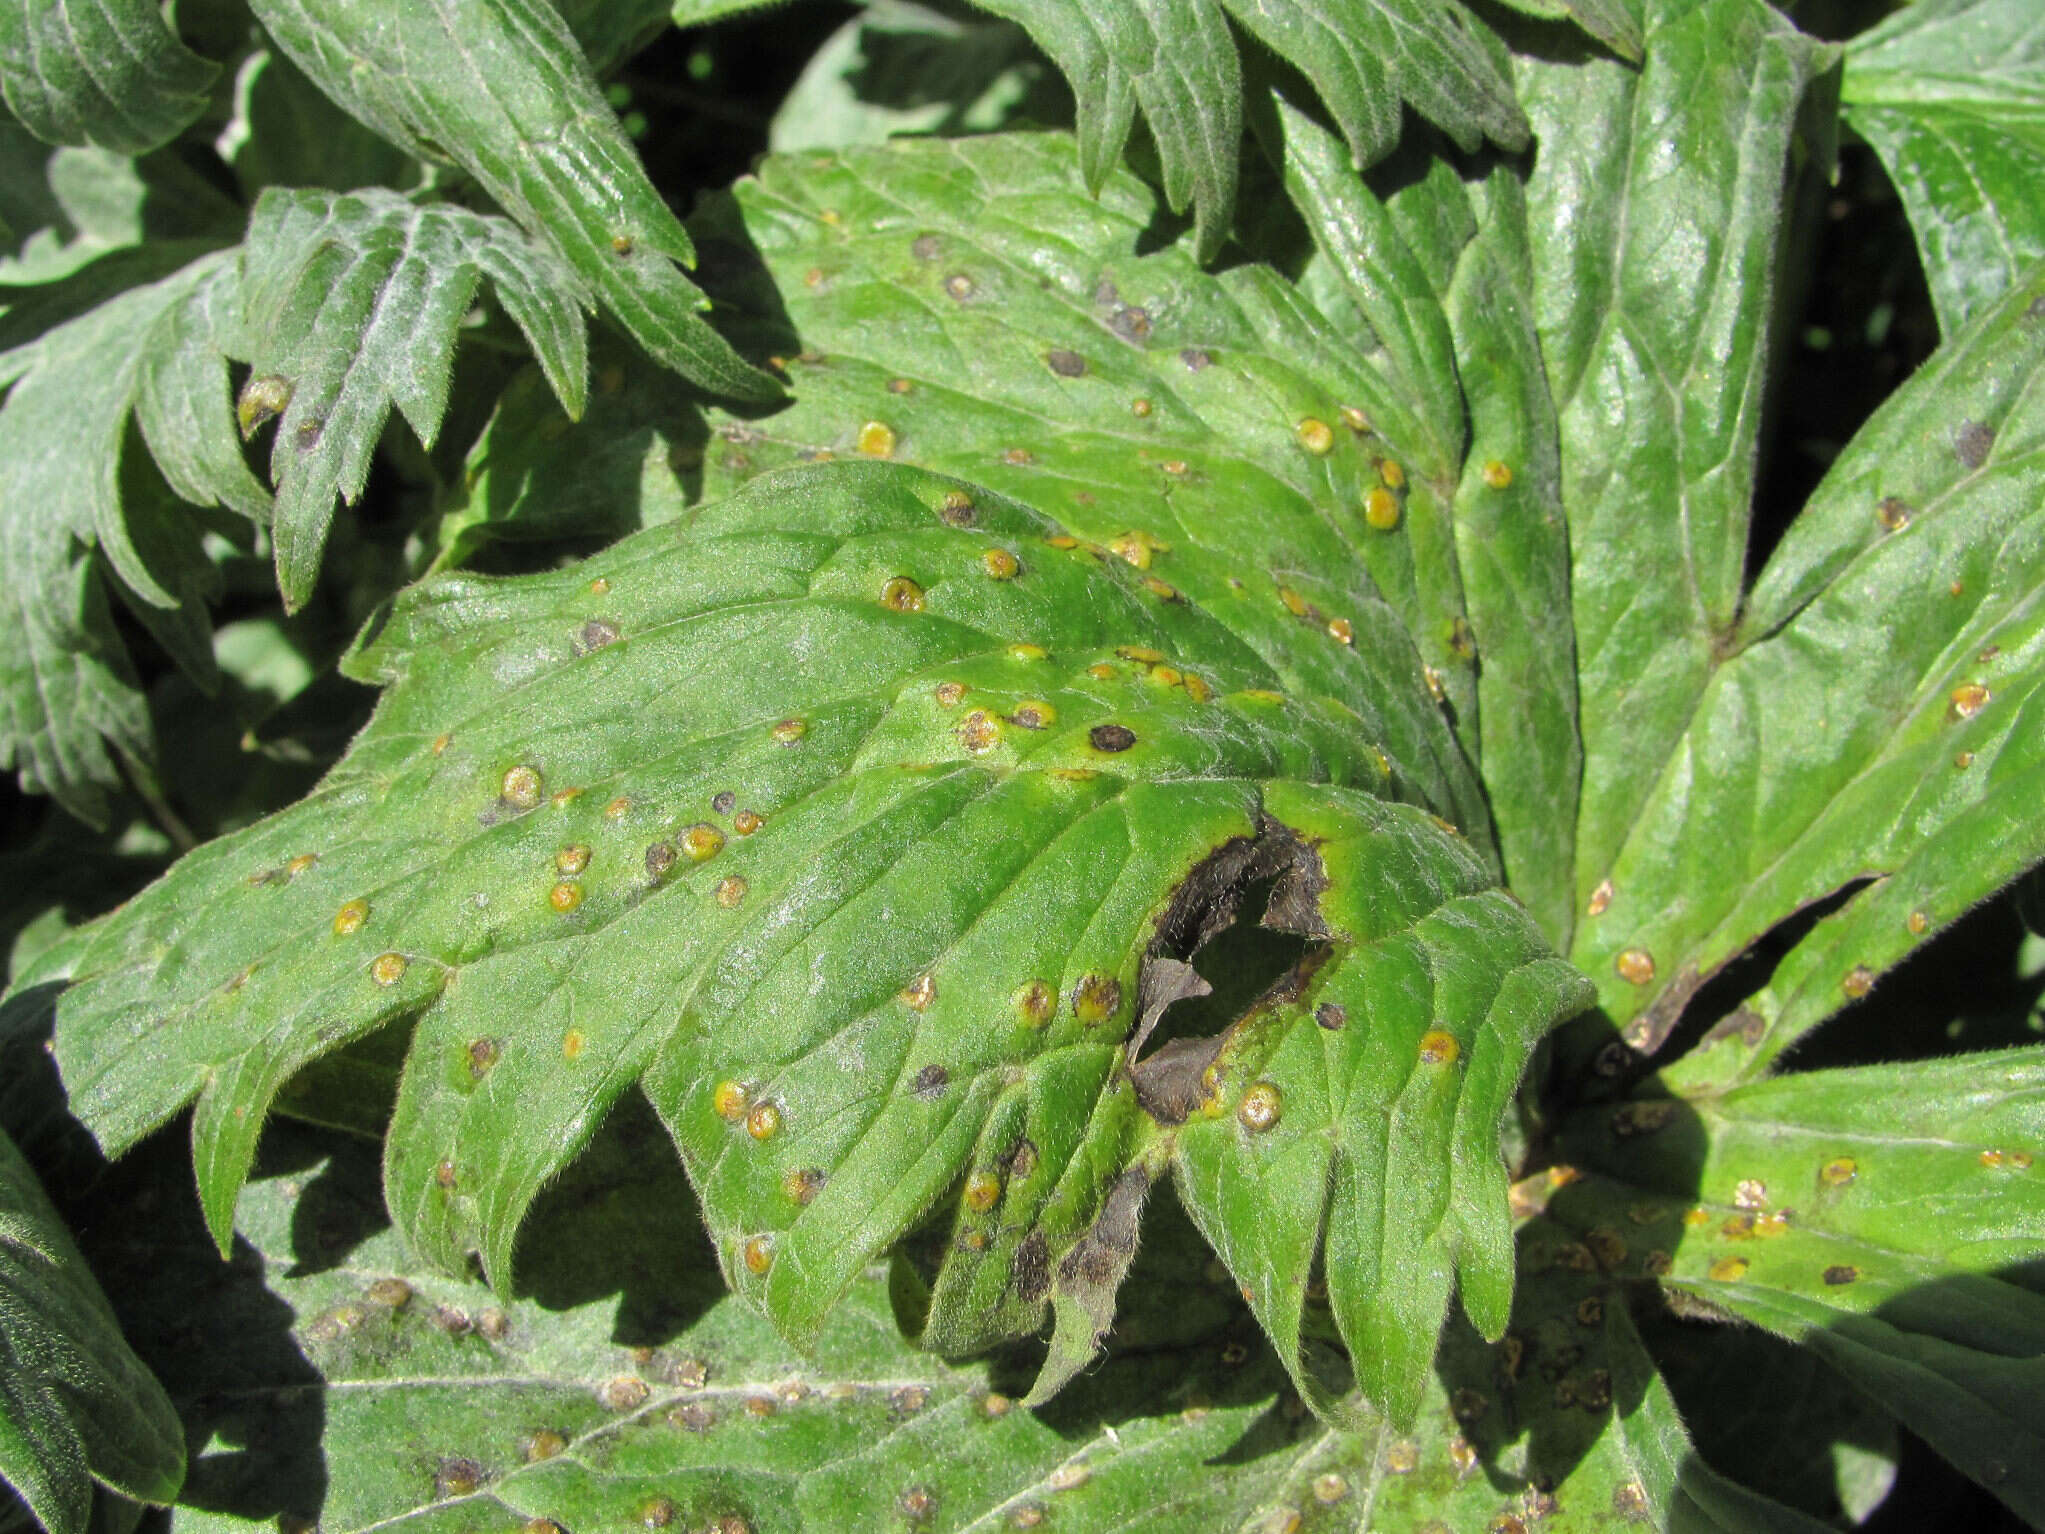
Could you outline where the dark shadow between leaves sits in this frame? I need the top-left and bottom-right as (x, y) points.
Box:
(509, 1088), (725, 1350)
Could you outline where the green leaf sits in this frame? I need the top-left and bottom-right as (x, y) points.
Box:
(690, 131), (1494, 842)
(1567, 266), (2045, 1079)
(1511, 0), (1834, 923)
(0, 0), (216, 156)
(769, 0), (1064, 154)
(0, 248), (265, 825)
(244, 0), (780, 404)
(0, 1126), (183, 1534)
(964, 0), (1528, 261)
(1843, 0), (2045, 336)
(1560, 1051), (2045, 1524)
(427, 343), (699, 572)
(1490, 0), (1644, 62)
(217, 48), (422, 201)
(233, 187), (590, 611)
(48, 451), (1581, 1415)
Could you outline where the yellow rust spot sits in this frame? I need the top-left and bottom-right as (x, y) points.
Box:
(524, 1430), (567, 1463)
(958, 710), (1002, 754)
(734, 810), (764, 836)
(770, 718), (802, 746)
(1009, 642), (1047, 661)
(1708, 1255), (1750, 1282)
(887, 377), (912, 396)
(1753, 1212), (1790, 1238)
(963, 1170), (1002, 1212)
(713, 1081), (750, 1121)
(1131, 397), (1152, 418)
(1278, 587), (1310, 618)
(605, 795), (633, 819)
(549, 881), (584, 913)
(1378, 459), (1405, 490)
(746, 1102), (781, 1141)
(1982, 1148), (2034, 1170)
(333, 899), (369, 936)
(1364, 486), (1401, 530)
(1010, 700), (1056, 730)
(1422, 665), (1446, 703)
(1327, 617), (1354, 645)
(1418, 1030), (1461, 1065)
(1615, 948), (1656, 986)
(901, 973), (937, 1011)
(551, 787), (582, 809)
(1587, 879), (1613, 917)
(286, 853), (318, 878)
(1682, 1206), (1711, 1228)
(935, 681), (967, 707)
(1956, 751), (1976, 769)
(782, 1167), (824, 1204)
(681, 825), (726, 862)
(1295, 418), (1335, 455)
(1161, 459), (1189, 477)
(1385, 1440), (1419, 1474)
(556, 844), (591, 876)
(562, 1029), (586, 1060)
(1312, 1472), (1348, 1504)
(502, 764), (543, 809)
(1908, 909), (1930, 935)
(371, 952), (408, 986)
(1108, 530), (1168, 569)
(1820, 1156), (1858, 1187)
(1087, 662), (1118, 681)
(981, 548), (1020, 580)
(1012, 980), (1055, 1028)
(1842, 965), (1875, 998)
(856, 421), (897, 458)
(1481, 459), (1513, 490)
(1046, 535), (1079, 550)
(939, 489), (975, 523)
(1117, 645), (1164, 664)
(742, 1235), (774, 1275)
(1004, 447), (1034, 466)
(880, 576), (924, 613)
(1877, 496), (1912, 531)
(1142, 576), (1180, 601)
(1047, 1464), (1090, 1492)
(1950, 682), (1990, 718)
(1238, 1081), (1283, 1132)
(1072, 974), (1122, 1026)
(432, 733), (452, 755)
(1149, 664), (1182, 688)
(716, 876), (747, 908)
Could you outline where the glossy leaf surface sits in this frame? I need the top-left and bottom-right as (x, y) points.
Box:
(1844, 0), (2045, 336)
(0, 0), (216, 156)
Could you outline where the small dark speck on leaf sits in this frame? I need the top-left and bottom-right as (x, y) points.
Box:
(912, 1063), (949, 1098)
(1180, 348), (1210, 371)
(1955, 419), (1995, 469)
(575, 618), (621, 654)
(1046, 349), (1087, 377)
(712, 790), (736, 815)
(912, 235), (941, 260)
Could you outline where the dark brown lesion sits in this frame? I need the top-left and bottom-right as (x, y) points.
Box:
(1126, 817), (1333, 1125)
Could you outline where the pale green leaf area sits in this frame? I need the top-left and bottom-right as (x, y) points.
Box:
(1577, 265), (2045, 1081)
(1512, 0), (1835, 944)
(684, 131), (1595, 944)
(0, 248), (267, 827)
(232, 187), (590, 611)
(1549, 1048), (2045, 1525)
(770, 0), (1064, 155)
(50, 454), (1585, 1429)
(0, 0), (216, 157)
(1844, 0), (2045, 335)
(244, 0), (779, 404)
(0, 1127), (183, 1534)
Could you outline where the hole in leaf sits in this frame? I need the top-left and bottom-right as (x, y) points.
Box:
(1128, 820), (1330, 1125)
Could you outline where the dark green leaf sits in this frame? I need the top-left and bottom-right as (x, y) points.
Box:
(0, 0), (216, 156)
(233, 187), (590, 610)
(1564, 267), (2045, 1080)
(0, 249), (262, 825)
(1511, 0), (1833, 923)
(0, 1127), (183, 1534)
(1560, 1053), (2045, 1524)
(1490, 0), (1644, 62)
(245, 0), (780, 404)
(1843, 0), (2045, 335)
